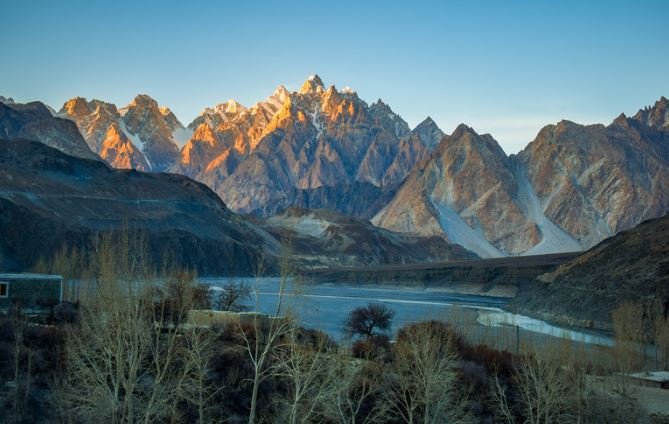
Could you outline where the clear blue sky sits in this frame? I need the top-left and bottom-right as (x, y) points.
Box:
(1, 0), (667, 153)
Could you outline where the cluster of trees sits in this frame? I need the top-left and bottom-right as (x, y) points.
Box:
(0, 233), (662, 423)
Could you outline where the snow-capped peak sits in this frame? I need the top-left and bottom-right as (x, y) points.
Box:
(299, 74), (325, 94)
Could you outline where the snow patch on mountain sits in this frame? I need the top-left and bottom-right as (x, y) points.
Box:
(308, 107), (325, 136)
(119, 120), (152, 170)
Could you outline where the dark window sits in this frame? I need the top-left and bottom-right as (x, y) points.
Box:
(0, 282), (8, 297)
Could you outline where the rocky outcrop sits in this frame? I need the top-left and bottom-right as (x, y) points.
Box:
(633, 96), (669, 130)
(0, 101), (98, 161)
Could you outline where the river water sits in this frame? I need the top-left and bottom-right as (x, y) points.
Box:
(200, 277), (613, 348)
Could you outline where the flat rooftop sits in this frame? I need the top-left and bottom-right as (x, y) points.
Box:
(0, 273), (63, 280)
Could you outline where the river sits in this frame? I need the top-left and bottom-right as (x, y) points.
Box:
(200, 277), (613, 349)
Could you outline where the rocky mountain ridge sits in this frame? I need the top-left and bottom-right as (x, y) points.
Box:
(0, 135), (465, 273)
(59, 95), (189, 171)
(7, 83), (669, 258)
(374, 98), (669, 256)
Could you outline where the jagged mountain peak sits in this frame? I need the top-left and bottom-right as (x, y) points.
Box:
(9, 101), (54, 120)
(369, 99), (400, 120)
(371, 98), (389, 109)
(0, 95), (16, 105)
(61, 96), (92, 116)
(612, 112), (630, 128)
(412, 116), (445, 149)
(416, 116), (436, 127)
(264, 85), (291, 109)
(633, 95), (669, 129)
(0, 100), (98, 160)
(272, 84), (290, 99)
(449, 123), (477, 139)
(129, 93), (159, 107)
(221, 99), (247, 113)
(59, 97), (118, 120)
(299, 74), (325, 94)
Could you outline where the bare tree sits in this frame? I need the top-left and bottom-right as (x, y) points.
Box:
(239, 250), (295, 424)
(384, 321), (469, 424)
(273, 329), (336, 424)
(653, 302), (669, 370)
(213, 279), (252, 312)
(491, 340), (597, 424)
(176, 327), (220, 423)
(490, 370), (515, 424)
(344, 303), (395, 340)
(513, 353), (576, 424)
(325, 356), (390, 424)
(612, 301), (645, 373)
(7, 307), (34, 424)
(58, 231), (213, 424)
(610, 301), (645, 420)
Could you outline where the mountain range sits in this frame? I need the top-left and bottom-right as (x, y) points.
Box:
(7, 77), (669, 258)
(0, 99), (472, 272)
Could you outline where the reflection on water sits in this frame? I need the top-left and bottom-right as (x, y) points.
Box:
(200, 277), (611, 348)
